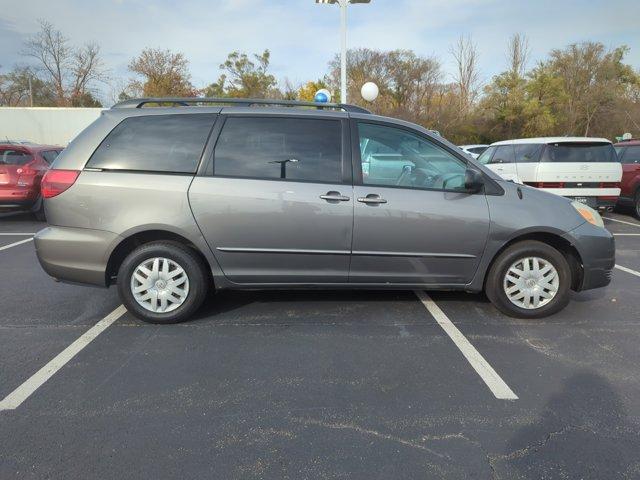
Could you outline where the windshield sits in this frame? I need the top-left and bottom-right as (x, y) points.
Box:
(541, 142), (616, 163)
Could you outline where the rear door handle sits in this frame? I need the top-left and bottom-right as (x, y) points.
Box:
(320, 191), (350, 202)
(357, 194), (387, 205)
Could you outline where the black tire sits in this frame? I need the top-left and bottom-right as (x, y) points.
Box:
(117, 241), (210, 324)
(32, 198), (46, 222)
(485, 240), (571, 319)
(634, 189), (640, 219)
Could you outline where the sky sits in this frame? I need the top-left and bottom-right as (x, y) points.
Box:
(1, 0), (639, 103)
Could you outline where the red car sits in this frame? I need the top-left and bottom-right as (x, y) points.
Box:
(614, 140), (640, 218)
(0, 143), (63, 220)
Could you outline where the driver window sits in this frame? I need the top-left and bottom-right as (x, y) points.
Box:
(358, 122), (467, 191)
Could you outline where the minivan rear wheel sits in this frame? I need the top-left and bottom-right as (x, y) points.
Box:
(485, 240), (571, 319)
(117, 242), (209, 324)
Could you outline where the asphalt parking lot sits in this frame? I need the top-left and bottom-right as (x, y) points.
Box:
(1, 211), (640, 479)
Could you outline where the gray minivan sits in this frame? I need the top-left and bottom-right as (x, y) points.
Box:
(34, 98), (615, 323)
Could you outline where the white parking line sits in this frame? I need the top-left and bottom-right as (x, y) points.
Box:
(0, 238), (33, 252)
(0, 305), (127, 412)
(603, 217), (640, 228)
(414, 291), (518, 400)
(613, 233), (640, 236)
(615, 264), (640, 278)
(0, 233), (36, 236)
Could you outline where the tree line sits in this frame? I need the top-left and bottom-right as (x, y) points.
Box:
(1, 21), (639, 144)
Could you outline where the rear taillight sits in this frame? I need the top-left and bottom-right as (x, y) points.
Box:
(599, 182), (619, 188)
(41, 169), (80, 198)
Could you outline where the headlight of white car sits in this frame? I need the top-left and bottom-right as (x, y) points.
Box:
(571, 201), (605, 228)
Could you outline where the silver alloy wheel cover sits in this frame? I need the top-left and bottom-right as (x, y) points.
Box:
(503, 256), (559, 310)
(130, 257), (190, 313)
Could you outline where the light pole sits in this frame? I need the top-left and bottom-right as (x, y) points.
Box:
(315, 0), (371, 104)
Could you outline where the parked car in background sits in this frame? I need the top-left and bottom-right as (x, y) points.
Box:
(459, 144), (489, 159)
(614, 139), (640, 218)
(0, 142), (63, 220)
(478, 137), (622, 211)
(34, 97), (614, 324)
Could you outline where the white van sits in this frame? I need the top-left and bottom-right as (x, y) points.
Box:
(478, 137), (622, 210)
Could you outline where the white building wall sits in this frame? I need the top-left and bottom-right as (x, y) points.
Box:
(0, 107), (104, 146)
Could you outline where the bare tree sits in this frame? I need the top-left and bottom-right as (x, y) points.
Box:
(70, 43), (104, 102)
(506, 33), (530, 77)
(450, 35), (480, 115)
(22, 20), (105, 106)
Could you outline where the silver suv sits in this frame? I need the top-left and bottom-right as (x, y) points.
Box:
(34, 98), (615, 323)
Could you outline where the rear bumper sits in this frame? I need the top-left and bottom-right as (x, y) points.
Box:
(538, 188), (620, 209)
(563, 222), (615, 291)
(0, 195), (39, 210)
(34, 226), (121, 287)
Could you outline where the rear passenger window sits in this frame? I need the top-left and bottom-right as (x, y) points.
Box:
(490, 145), (516, 164)
(622, 146), (640, 164)
(213, 117), (342, 183)
(87, 114), (216, 173)
(514, 144), (542, 163)
(41, 150), (61, 164)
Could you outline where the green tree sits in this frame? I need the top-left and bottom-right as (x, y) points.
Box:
(298, 80), (330, 102)
(327, 48), (443, 125)
(479, 71), (528, 140)
(544, 43), (639, 137)
(205, 50), (277, 98)
(0, 66), (56, 106)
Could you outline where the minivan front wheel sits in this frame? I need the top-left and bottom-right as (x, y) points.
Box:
(485, 240), (571, 319)
(117, 242), (209, 324)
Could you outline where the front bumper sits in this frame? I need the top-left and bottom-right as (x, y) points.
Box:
(563, 222), (615, 291)
(34, 226), (122, 287)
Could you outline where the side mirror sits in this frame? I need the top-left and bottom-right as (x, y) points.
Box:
(464, 168), (484, 193)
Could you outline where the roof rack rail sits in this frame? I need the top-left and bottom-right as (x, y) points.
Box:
(111, 97), (371, 114)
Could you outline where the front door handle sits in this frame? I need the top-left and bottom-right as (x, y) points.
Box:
(320, 191), (350, 202)
(357, 194), (387, 205)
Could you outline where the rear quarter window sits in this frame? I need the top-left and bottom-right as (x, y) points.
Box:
(86, 114), (216, 173)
